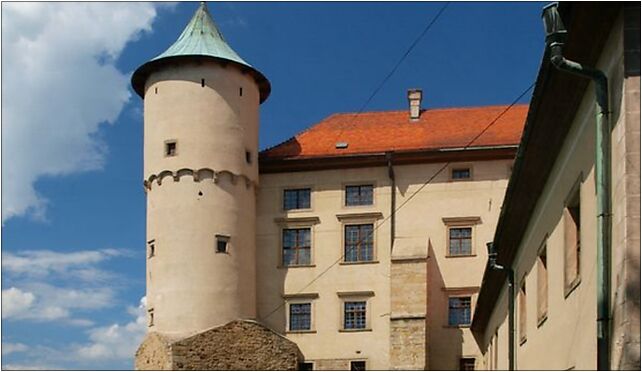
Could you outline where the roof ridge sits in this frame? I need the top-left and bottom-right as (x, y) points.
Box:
(329, 103), (529, 117)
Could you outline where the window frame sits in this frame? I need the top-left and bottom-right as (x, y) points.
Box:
(343, 183), (375, 207)
(164, 139), (177, 157)
(448, 226), (474, 257)
(447, 295), (472, 327)
(338, 291), (374, 332)
(537, 238), (548, 327)
(350, 360), (367, 371)
(449, 164), (473, 181)
(459, 357), (476, 371)
(215, 234), (230, 254)
(282, 187), (313, 212)
(343, 223), (375, 263)
(283, 293), (318, 334)
(442, 217), (481, 258)
(281, 228), (312, 267)
(563, 177), (582, 297)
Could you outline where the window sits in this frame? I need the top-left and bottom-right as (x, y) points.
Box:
(564, 190), (581, 294)
(283, 188), (311, 210)
(148, 308), (154, 327)
(245, 150), (252, 164)
(345, 185), (373, 206)
(282, 228), (311, 266)
(239, 87), (243, 97)
(147, 239), (155, 258)
(448, 296), (471, 326)
(449, 227), (472, 256)
(537, 243), (548, 325)
(350, 361), (366, 371)
(165, 141), (177, 157)
(344, 224), (374, 262)
(519, 281), (527, 343)
(201, 78), (205, 87)
(344, 301), (367, 330)
(216, 235), (229, 254)
(298, 362), (314, 371)
(451, 167), (471, 180)
(460, 358), (475, 371)
(289, 303), (311, 331)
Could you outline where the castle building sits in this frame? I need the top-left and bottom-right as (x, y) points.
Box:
(131, 3), (530, 370)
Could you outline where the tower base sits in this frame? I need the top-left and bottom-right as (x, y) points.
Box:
(135, 320), (302, 370)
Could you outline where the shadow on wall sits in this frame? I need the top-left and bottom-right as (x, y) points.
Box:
(427, 239), (464, 370)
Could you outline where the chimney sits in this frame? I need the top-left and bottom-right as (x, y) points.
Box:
(407, 89), (423, 121)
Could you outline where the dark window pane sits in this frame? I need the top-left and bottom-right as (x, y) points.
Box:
(344, 224), (374, 262)
(452, 168), (471, 179)
(282, 228), (311, 266)
(299, 362), (314, 371)
(460, 358), (475, 371)
(449, 297), (472, 326)
(449, 227), (472, 256)
(284, 189), (311, 210)
(344, 301), (366, 329)
(350, 361), (366, 371)
(290, 303), (311, 331)
(345, 185), (373, 206)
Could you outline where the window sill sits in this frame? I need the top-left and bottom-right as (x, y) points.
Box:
(443, 324), (471, 329)
(445, 254), (477, 259)
(286, 330), (317, 334)
(282, 208), (314, 213)
(339, 328), (372, 333)
(339, 260), (379, 266)
(537, 314), (548, 328)
(278, 264), (316, 269)
(564, 277), (581, 298)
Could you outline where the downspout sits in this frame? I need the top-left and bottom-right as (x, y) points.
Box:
(487, 243), (516, 370)
(548, 41), (612, 371)
(386, 152), (396, 250)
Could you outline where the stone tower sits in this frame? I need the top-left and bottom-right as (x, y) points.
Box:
(131, 2), (270, 338)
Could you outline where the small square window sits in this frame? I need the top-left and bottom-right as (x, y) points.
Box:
(452, 167), (471, 180)
(460, 358), (475, 371)
(165, 141), (177, 157)
(147, 239), (156, 258)
(449, 227), (473, 256)
(448, 296), (471, 326)
(350, 361), (366, 371)
(216, 235), (229, 253)
(345, 185), (373, 206)
(289, 303), (312, 331)
(344, 301), (367, 330)
(283, 188), (311, 210)
(298, 362), (314, 371)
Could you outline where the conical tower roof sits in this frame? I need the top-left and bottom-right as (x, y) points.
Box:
(132, 2), (270, 102)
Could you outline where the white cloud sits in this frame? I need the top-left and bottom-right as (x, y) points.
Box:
(2, 248), (126, 279)
(75, 297), (147, 361)
(2, 343), (29, 356)
(1, 288), (35, 318)
(1, 2), (158, 222)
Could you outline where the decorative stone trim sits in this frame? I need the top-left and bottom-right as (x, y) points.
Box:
(336, 290), (375, 298)
(282, 293), (319, 300)
(441, 216), (482, 225)
(336, 212), (384, 221)
(390, 314), (426, 321)
(390, 255), (427, 263)
(143, 168), (256, 191)
(274, 216), (321, 225)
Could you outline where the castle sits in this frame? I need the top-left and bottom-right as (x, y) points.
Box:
(131, 2), (640, 371)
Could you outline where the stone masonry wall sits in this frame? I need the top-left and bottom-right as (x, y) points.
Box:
(389, 259), (428, 370)
(135, 320), (302, 370)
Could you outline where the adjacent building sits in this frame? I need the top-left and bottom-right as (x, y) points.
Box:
(471, 3), (640, 371)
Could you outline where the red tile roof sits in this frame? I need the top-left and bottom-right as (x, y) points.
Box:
(261, 104), (528, 159)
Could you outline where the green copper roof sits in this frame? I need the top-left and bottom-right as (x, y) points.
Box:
(132, 2), (270, 102)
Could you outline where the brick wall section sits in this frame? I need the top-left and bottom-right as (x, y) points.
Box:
(135, 320), (303, 370)
(389, 259), (428, 369)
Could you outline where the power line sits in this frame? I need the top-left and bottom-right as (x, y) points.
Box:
(331, 2), (451, 147)
(259, 81), (536, 323)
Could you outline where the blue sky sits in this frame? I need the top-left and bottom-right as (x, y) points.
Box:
(1, 1), (545, 369)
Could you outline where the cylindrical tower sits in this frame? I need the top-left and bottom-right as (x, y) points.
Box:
(131, 2), (270, 337)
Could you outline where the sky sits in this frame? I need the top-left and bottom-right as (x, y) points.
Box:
(1, 1), (546, 369)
